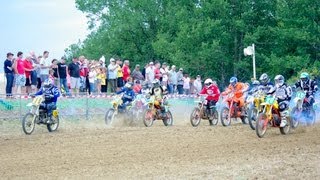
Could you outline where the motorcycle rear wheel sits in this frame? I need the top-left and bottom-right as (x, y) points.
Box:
(163, 110), (173, 126)
(22, 113), (36, 135)
(47, 115), (59, 132)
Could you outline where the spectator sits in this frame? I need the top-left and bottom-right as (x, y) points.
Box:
(49, 69), (55, 83)
(24, 56), (35, 94)
(57, 57), (69, 95)
(193, 75), (202, 94)
(108, 58), (118, 93)
(39, 51), (50, 82)
(168, 65), (178, 94)
(133, 80), (142, 94)
(122, 60), (131, 83)
(29, 51), (38, 91)
(88, 66), (97, 94)
(183, 73), (191, 95)
(68, 57), (81, 96)
(154, 62), (162, 80)
(13, 52), (26, 95)
(116, 59), (124, 89)
(177, 68), (184, 94)
(160, 62), (169, 86)
(4, 52), (14, 97)
(146, 62), (155, 86)
(142, 63), (148, 79)
(96, 67), (106, 94)
(131, 64), (144, 81)
(51, 59), (59, 88)
(36, 56), (42, 90)
(79, 56), (89, 93)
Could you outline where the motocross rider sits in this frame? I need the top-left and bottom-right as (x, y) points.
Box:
(33, 79), (60, 123)
(293, 72), (318, 107)
(258, 73), (274, 94)
(248, 80), (260, 95)
(198, 78), (220, 116)
(222, 77), (249, 116)
(150, 79), (168, 117)
(116, 82), (135, 112)
(268, 75), (292, 127)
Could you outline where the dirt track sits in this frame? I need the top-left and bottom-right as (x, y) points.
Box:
(0, 119), (320, 179)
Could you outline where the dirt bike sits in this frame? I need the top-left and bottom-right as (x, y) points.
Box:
(143, 95), (173, 127)
(22, 95), (59, 135)
(190, 95), (218, 127)
(104, 94), (134, 126)
(256, 95), (291, 138)
(247, 90), (265, 130)
(290, 91), (316, 128)
(127, 94), (147, 126)
(220, 92), (248, 126)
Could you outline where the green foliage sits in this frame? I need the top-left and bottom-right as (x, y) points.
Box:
(66, 0), (320, 85)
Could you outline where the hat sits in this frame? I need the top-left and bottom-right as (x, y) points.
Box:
(197, 75), (201, 77)
(149, 62), (154, 65)
(162, 62), (167, 65)
(110, 58), (115, 62)
(7, 52), (14, 57)
(135, 64), (140, 67)
(179, 68), (183, 71)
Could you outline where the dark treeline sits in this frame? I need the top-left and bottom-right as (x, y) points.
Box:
(65, 0), (320, 87)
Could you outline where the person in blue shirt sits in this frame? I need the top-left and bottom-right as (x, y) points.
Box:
(116, 82), (135, 112)
(33, 79), (60, 123)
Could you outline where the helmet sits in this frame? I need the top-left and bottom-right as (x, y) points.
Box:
(229, 77), (238, 86)
(274, 75), (285, 87)
(152, 79), (160, 88)
(252, 80), (260, 86)
(124, 82), (133, 89)
(259, 73), (269, 85)
(204, 78), (213, 87)
(300, 72), (309, 82)
(43, 79), (53, 90)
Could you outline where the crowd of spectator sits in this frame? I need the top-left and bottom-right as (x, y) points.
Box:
(3, 51), (204, 97)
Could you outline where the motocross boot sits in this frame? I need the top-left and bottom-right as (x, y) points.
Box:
(280, 110), (289, 127)
(240, 107), (247, 116)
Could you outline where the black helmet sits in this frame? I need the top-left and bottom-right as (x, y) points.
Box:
(259, 73), (269, 85)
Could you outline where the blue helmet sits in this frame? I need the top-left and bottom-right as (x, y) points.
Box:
(230, 77), (238, 86)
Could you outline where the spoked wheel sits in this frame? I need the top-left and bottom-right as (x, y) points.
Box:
(163, 110), (173, 126)
(209, 109), (219, 126)
(143, 109), (154, 127)
(290, 107), (300, 129)
(256, 113), (269, 138)
(280, 117), (291, 135)
(220, 107), (231, 126)
(190, 107), (201, 127)
(307, 109), (316, 126)
(248, 107), (258, 130)
(105, 108), (116, 126)
(22, 113), (36, 135)
(47, 115), (59, 132)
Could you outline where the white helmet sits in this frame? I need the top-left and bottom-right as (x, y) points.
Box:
(204, 78), (213, 87)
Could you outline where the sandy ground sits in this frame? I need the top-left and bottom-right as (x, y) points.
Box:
(0, 116), (320, 179)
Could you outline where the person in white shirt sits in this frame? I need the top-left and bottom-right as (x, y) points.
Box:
(183, 73), (191, 95)
(88, 67), (97, 94)
(40, 51), (51, 82)
(160, 62), (169, 87)
(193, 75), (202, 94)
(146, 62), (155, 86)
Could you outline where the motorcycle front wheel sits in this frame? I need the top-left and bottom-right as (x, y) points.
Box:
(290, 107), (300, 129)
(105, 108), (116, 126)
(256, 113), (268, 138)
(209, 109), (219, 126)
(143, 109), (154, 127)
(190, 107), (201, 127)
(22, 113), (37, 135)
(220, 107), (231, 126)
(248, 107), (258, 130)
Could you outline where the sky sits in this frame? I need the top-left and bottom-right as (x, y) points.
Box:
(0, 0), (89, 72)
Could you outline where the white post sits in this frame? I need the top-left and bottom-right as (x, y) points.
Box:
(252, 43), (256, 80)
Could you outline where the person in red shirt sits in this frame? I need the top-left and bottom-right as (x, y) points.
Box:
(199, 78), (220, 116)
(133, 80), (142, 94)
(24, 56), (35, 94)
(122, 60), (131, 82)
(154, 62), (162, 80)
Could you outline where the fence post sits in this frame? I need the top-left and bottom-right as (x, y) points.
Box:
(86, 95), (89, 120)
(19, 95), (22, 121)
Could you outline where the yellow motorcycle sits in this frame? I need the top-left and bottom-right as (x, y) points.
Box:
(256, 95), (291, 138)
(143, 95), (173, 127)
(22, 95), (59, 135)
(247, 90), (265, 130)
